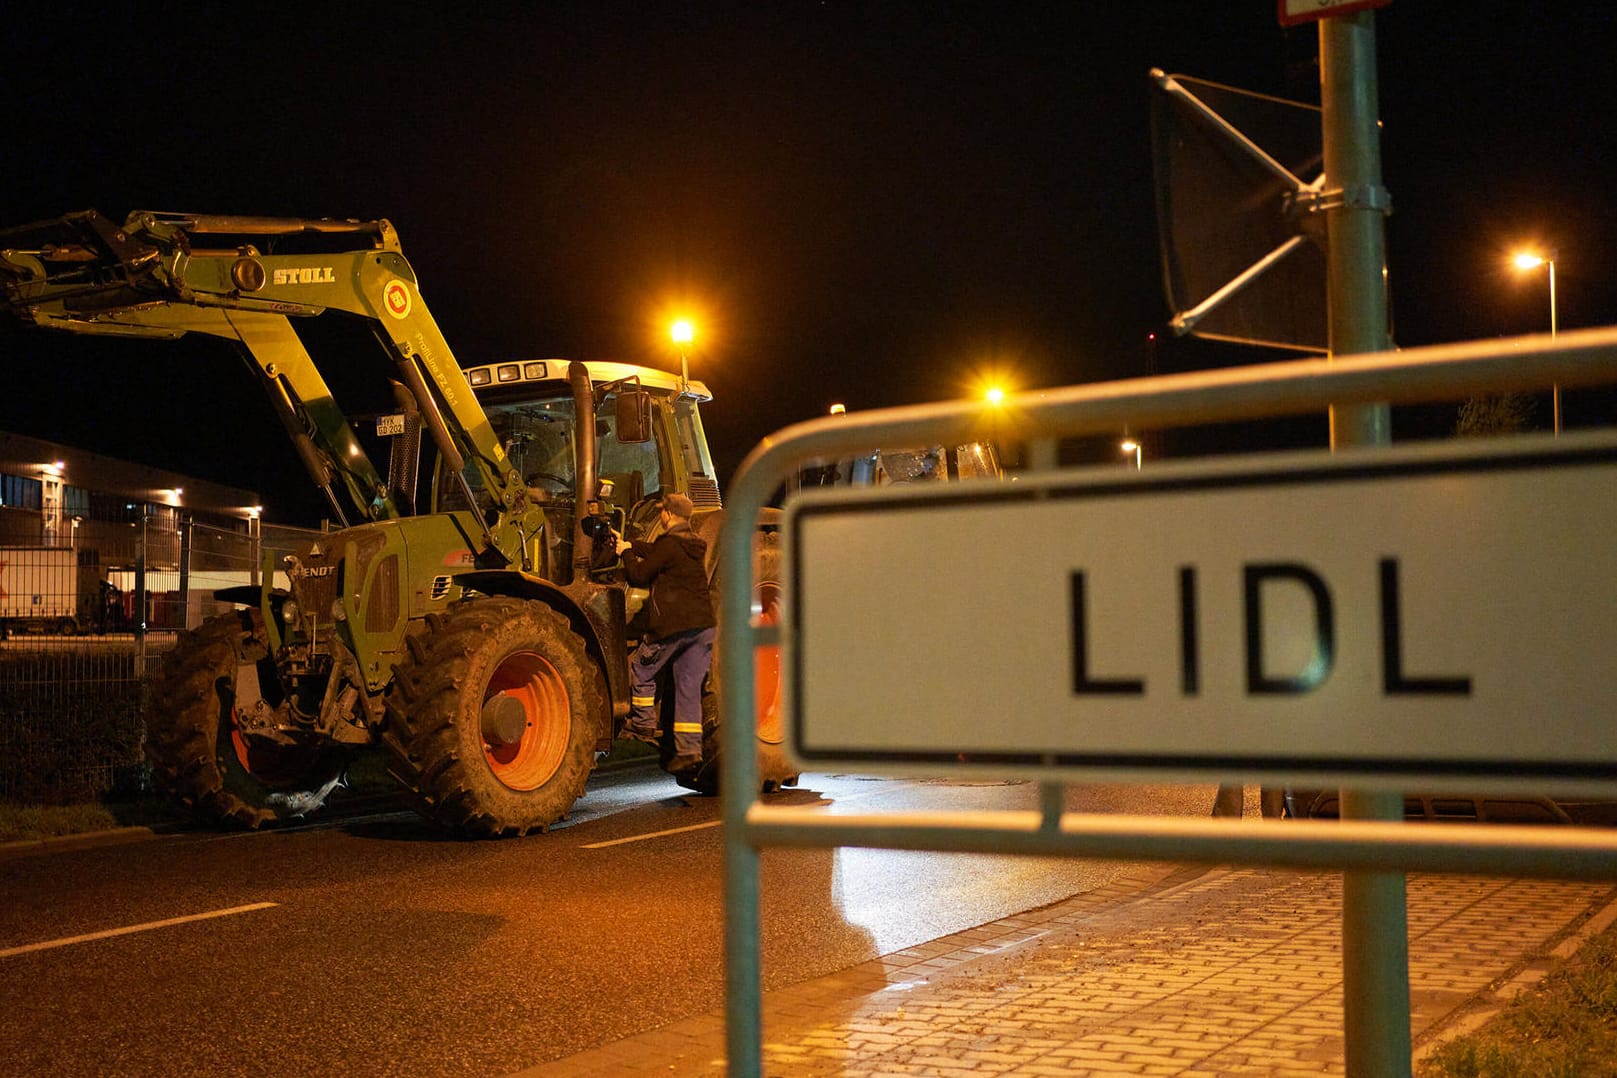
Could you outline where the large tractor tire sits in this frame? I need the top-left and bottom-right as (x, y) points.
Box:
(145, 609), (349, 829)
(679, 528), (799, 796)
(381, 597), (602, 837)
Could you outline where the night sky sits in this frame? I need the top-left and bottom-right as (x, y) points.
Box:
(3, 3), (1614, 524)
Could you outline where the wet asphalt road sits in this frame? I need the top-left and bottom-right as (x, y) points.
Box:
(0, 769), (1216, 1076)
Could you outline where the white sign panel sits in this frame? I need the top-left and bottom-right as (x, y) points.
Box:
(784, 435), (1617, 792)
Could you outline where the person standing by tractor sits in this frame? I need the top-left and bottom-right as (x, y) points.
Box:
(613, 493), (715, 775)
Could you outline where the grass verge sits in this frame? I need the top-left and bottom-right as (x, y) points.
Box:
(1419, 918), (1617, 1077)
(0, 797), (180, 843)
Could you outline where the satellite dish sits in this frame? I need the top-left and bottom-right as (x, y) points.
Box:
(1151, 70), (1329, 353)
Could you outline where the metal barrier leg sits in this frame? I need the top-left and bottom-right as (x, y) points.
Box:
(724, 836), (764, 1078)
(1039, 781), (1064, 831)
(1341, 788), (1412, 1076)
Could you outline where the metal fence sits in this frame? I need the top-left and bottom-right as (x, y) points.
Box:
(716, 326), (1617, 1077)
(0, 511), (316, 804)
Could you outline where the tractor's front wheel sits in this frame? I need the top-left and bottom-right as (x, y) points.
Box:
(381, 598), (603, 837)
(145, 610), (349, 829)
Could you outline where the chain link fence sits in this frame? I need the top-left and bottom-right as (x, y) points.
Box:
(1, 507), (317, 804)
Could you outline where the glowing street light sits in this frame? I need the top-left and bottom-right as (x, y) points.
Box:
(1510, 249), (1559, 434)
(1121, 437), (1142, 470)
(670, 319), (695, 389)
(984, 385), (1006, 406)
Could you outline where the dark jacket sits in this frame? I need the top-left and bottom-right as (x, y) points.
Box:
(622, 522), (716, 639)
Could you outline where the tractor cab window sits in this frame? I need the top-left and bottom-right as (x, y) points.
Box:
(877, 446), (946, 484)
(673, 398), (717, 483)
(595, 393), (662, 511)
(435, 394), (664, 518)
(437, 399), (577, 514)
(504, 401), (579, 503)
(951, 442), (1002, 480)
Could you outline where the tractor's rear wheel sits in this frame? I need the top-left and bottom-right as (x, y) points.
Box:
(680, 529), (798, 796)
(381, 597), (603, 837)
(145, 609), (349, 829)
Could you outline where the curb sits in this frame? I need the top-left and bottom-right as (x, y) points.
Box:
(0, 824), (164, 858)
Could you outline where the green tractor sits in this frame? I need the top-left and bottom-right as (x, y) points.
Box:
(0, 210), (795, 835)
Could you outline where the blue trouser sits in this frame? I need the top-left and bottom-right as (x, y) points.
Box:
(628, 625), (715, 758)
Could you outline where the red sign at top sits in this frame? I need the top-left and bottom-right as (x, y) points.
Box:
(1278, 0), (1391, 26)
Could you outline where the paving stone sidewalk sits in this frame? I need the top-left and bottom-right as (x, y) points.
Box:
(523, 862), (1617, 1077)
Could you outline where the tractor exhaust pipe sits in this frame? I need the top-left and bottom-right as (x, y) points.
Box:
(569, 361), (597, 583)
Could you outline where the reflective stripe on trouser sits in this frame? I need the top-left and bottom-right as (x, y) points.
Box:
(628, 625), (715, 758)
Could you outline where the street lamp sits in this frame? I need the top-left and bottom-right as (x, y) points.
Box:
(1510, 250), (1559, 434)
(670, 319), (695, 390)
(1120, 437), (1142, 470)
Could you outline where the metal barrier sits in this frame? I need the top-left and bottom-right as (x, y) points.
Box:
(717, 325), (1617, 1077)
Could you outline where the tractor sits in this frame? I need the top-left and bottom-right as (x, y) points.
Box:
(0, 210), (794, 835)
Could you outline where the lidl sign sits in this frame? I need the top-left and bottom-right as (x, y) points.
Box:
(784, 434), (1617, 793)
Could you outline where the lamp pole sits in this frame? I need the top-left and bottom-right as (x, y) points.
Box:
(1512, 252), (1560, 434)
(670, 319), (695, 391)
(1120, 437), (1141, 470)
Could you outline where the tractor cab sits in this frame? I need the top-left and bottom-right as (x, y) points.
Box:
(435, 359), (719, 582)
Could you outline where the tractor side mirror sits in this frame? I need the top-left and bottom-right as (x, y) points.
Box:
(615, 389), (653, 443)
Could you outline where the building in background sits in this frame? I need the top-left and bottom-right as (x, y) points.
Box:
(1, 431), (324, 803)
(1, 430), (265, 635)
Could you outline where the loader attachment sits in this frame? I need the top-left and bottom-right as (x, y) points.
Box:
(0, 210), (173, 329)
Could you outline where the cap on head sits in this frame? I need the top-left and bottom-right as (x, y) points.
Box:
(661, 492), (695, 520)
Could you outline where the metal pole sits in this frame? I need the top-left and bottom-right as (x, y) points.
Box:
(721, 507), (765, 1077)
(177, 514), (192, 631)
(1321, 11), (1411, 1076)
(249, 513), (262, 589)
(134, 507), (147, 670)
(1322, 13), (1393, 443)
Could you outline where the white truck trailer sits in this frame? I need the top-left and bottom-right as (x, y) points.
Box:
(0, 546), (92, 637)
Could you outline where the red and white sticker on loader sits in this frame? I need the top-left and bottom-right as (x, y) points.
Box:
(383, 279), (413, 319)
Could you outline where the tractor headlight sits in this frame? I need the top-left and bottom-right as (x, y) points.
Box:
(281, 599), (302, 630)
(331, 599), (347, 622)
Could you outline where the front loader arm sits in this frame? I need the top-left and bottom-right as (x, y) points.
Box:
(0, 211), (399, 525)
(0, 210), (529, 536)
(134, 211), (528, 532)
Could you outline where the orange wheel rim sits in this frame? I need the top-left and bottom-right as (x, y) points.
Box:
(483, 650), (571, 791)
(754, 581), (784, 743)
(230, 717), (254, 773)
